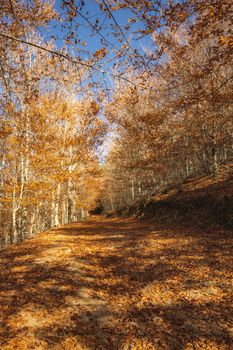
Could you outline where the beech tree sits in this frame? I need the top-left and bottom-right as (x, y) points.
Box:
(101, 1), (233, 211)
(1, 81), (105, 245)
(0, 1), (106, 246)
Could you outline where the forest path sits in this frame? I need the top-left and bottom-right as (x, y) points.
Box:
(0, 216), (233, 350)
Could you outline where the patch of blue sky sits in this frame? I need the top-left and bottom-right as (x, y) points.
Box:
(39, 0), (154, 73)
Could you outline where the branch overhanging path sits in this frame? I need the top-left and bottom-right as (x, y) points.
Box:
(0, 32), (137, 86)
(2, 33), (230, 99)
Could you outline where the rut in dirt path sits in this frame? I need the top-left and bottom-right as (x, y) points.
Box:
(0, 216), (233, 350)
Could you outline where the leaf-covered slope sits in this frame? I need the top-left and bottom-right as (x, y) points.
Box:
(113, 164), (233, 230)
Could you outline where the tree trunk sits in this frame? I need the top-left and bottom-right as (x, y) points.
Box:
(54, 183), (60, 226)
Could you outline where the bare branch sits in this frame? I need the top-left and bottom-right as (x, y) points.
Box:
(0, 32), (137, 86)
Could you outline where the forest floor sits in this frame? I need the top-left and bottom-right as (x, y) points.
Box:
(0, 216), (233, 350)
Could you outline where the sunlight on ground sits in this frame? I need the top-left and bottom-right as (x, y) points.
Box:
(0, 217), (232, 349)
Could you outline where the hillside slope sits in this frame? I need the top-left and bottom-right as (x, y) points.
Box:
(113, 164), (233, 230)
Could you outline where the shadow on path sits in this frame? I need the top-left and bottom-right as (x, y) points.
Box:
(0, 216), (232, 349)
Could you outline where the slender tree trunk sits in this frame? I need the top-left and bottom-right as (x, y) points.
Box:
(62, 195), (68, 225)
(12, 186), (18, 243)
(131, 178), (135, 202)
(67, 178), (72, 223)
(29, 209), (36, 238)
(51, 191), (55, 227)
(54, 183), (60, 226)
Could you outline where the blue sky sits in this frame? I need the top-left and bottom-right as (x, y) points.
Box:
(40, 0), (154, 85)
(53, 0), (152, 52)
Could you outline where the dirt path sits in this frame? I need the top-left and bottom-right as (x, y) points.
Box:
(0, 216), (233, 350)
